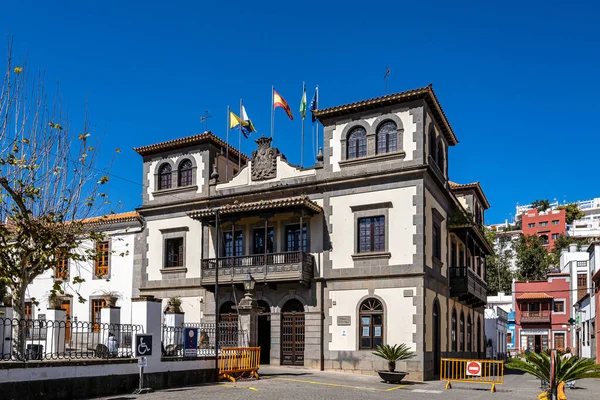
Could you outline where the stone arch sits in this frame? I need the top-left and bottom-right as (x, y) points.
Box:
(276, 293), (308, 311)
(373, 113), (404, 153)
(340, 119), (372, 161)
(155, 159), (175, 191)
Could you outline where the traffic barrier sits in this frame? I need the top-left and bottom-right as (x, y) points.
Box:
(440, 357), (504, 392)
(218, 347), (261, 382)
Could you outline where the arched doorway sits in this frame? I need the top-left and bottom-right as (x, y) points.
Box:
(432, 299), (441, 377)
(281, 299), (305, 366)
(257, 300), (271, 365)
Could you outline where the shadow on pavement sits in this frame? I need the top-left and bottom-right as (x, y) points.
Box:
(262, 372), (312, 377)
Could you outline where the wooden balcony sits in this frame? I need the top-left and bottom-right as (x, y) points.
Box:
(449, 266), (487, 308)
(200, 251), (314, 288)
(520, 311), (551, 324)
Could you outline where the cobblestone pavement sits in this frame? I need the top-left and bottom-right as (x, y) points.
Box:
(92, 366), (600, 400)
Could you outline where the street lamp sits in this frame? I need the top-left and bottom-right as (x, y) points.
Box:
(243, 273), (256, 295)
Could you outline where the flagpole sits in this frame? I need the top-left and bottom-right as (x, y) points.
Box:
(226, 105), (230, 181)
(315, 85), (319, 156)
(301, 82), (305, 168)
(239, 99), (243, 170)
(270, 85), (274, 139)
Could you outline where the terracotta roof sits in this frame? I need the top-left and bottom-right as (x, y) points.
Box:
(517, 293), (554, 300)
(82, 211), (142, 225)
(312, 85), (458, 146)
(133, 131), (249, 161)
(188, 196), (323, 219)
(449, 181), (491, 209)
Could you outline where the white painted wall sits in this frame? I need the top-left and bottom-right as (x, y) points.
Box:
(216, 156), (316, 190)
(329, 110), (418, 172)
(146, 152), (205, 201)
(328, 187), (417, 269)
(25, 228), (139, 325)
(328, 287), (417, 351)
(146, 216), (203, 281)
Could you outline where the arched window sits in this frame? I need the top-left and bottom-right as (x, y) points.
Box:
(459, 311), (465, 352)
(436, 138), (445, 173)
(219, 301), (238, 323)
(359, 298), (383, 349)
(178, 159), (193, 187)
(282, 298), (304, 313)
(451, 308), (457, 352)
(347, 127), (367, 159)
(158, 163), (172, 190)
(467, 314), (472, 352)
(376, 121), (397, 154)
(257, 299), (271, 314)
(428, 126), (437, 164)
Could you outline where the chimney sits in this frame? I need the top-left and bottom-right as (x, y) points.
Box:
(569, 243), (578, 253)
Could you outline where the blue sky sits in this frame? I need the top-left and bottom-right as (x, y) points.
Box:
(3, 0), (599, 223)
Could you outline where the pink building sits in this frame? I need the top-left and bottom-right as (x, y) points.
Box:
(514, 273), (571, 353)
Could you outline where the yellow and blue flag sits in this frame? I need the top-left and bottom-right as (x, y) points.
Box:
(230, 106), (256, 138)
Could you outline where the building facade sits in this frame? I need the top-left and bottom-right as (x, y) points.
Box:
(521, 209), (566, 251)
(24, 212), (144, 325)
(514, 275), (571, 353)
(132, 85), (492, 380)
(588, 242), (599, 362)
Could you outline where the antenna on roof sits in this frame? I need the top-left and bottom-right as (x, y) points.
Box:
(384, 67), (391, 94)
(200, 110), (212, 132)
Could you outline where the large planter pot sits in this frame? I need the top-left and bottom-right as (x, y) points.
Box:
(377, 370), (408, 384)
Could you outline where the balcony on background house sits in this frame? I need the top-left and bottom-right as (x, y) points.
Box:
(449, 266), (487, 308)
(200, 251), (315, 289)
(520, 311), (551, 324)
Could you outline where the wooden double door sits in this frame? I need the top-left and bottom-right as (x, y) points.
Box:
(281, 299), (305, 366)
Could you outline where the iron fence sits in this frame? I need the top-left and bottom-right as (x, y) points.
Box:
(0, 317), (142, 361)
(161, 321), (245, 358)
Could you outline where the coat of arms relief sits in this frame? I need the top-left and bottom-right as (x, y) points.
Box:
(251, 136), (278, 181)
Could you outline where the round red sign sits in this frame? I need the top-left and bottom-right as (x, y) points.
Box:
(467, 362), (481, 375)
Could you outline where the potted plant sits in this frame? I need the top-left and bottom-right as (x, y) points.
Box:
(373, 343), (416, 384)
(167, 296), (182, 313)
(98, 289), (121, 308)
(48, 292), (63, 309)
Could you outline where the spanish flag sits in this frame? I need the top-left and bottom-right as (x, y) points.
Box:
(273, 89), (293, 120)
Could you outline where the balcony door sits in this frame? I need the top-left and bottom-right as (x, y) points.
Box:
(285, 224), (307, 252)
(253, 227), (274, 254)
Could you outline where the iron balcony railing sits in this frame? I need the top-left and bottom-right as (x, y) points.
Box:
(0, 317), (141, 361)
(520, 311), (551, 323)
(449, 266), (487, 307)
(200, 251), (314, 286)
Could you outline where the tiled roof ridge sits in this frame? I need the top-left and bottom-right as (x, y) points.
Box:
(133, 131), (249, 160)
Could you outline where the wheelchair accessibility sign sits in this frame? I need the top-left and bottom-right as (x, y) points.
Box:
(136, 334), (153, 357)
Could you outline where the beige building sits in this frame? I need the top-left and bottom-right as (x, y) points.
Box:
(133, 85), (492, 380)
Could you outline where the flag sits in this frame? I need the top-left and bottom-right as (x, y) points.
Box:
(299, 84), (307, 119)
(273, 89), (293, 120)
(230, 108), (256, 138)
(309, 88), (318, 122)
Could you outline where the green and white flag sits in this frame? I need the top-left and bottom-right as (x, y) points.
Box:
(299, 83), (307, 119)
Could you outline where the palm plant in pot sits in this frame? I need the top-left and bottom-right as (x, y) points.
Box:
(373, 343), (415, 384)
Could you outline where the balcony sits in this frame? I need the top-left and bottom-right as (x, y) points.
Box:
(520, 311), (551, 324)
(449, 266), (487, 308)
(200, 251), (314, 288)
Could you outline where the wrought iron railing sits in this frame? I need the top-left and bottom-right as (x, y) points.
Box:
(201, 251), (306, 269)
(0, 318), (142, 361)
(161, 321), (245, 358)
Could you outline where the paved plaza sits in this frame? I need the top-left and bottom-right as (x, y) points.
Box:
(92, 365), (600, 400)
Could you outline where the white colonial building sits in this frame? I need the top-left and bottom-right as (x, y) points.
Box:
(131, 85), (492, 380)
(24, 212), (144, 325)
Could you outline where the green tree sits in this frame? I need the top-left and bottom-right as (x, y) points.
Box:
(515, 235), (551, 281)
(484, 229), (514, 294)
(531, 199), (551, 212)
(0, 45), (117, 327)
(507, 351), (600, 399)
(556, 203), (585, 224)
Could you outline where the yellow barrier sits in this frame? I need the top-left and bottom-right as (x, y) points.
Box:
(218, 347), (261, 382)
(440, 358), (504, 392)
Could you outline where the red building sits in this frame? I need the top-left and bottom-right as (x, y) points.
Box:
(521, 209), (566, 251)
(514, 273), (571, 353)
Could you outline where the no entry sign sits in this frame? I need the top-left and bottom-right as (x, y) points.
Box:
(466, 361), (482, 376)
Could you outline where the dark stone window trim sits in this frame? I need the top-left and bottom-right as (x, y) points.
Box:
(352, 207), (390, 261)
(160, 227), (188, 273)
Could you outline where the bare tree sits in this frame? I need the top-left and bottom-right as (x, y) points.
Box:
(0, 41), (116, 332)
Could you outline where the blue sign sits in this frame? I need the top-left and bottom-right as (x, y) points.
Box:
(184, 327), (198, 357)
(136, 334), (153, 357)
(508, 311), (516, 322)
(507, 323), (516, 349)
